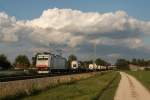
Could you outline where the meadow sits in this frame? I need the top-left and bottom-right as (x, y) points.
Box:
(22, 71), (120, 100)
(127, 71), (150, 91)
(0, 72), (99, 100)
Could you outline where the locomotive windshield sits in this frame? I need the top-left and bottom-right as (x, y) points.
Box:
(73, 64), (76, 67)
(37, 58), (48, 60)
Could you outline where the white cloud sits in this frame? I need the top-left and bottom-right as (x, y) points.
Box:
(67, 35), (85, 47)
(107, 53), (121, 58)
(0, 12), (18, 42)
(28, 8), (129, 33)
(0, 8), (150, 60)
(25, 8), (150, 48)
(29, 27), (72, 46)
(89, 37), (143, 49)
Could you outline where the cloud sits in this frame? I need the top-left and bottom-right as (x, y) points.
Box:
(107, 53), (121, 58)
(26, 8), (150, 48)
(0, 12), (18, 42)
(0, 8), (150, 61)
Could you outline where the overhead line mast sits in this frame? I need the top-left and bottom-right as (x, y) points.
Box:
(93, 42), (97, 69)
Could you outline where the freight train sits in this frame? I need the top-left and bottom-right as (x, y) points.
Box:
(36, 52), (109, 74)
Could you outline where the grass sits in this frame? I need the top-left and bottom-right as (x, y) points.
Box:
(98, 72), (121, 100)
(22, 71), (120, 100)
(127, 71), (150, 91)
(0, 72), (98, 100)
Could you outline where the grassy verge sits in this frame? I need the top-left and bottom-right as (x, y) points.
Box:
(0, 72), (99, 100)
(22, 71), (119, 100)
(126, 71), (150, 90)
(98, 72), (121, 100)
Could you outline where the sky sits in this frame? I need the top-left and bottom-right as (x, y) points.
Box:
(0, 0), (150, 63)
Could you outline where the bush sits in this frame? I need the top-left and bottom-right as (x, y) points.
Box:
(14, 55), (30, 69)
(0, 54), (12, 70)
(115, 59), (129, 70)
(145, 67), (150, 71)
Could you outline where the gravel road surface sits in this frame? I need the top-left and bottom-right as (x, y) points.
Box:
(114, 72), (150, 100)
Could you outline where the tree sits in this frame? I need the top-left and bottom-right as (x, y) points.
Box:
(131, 58), (138, 65)
(131, 58), (148, 67)
(147, 60), (150, 66)
(67, 54), (77, 68)
(0, 54), (12, 70)
(14, 55), (30, 69)
(82, 60), (93, 68)
(115, 59), (129, 70)
(95, 58), (108, 66)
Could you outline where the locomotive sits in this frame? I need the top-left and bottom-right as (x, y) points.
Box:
(36, 53), (67, 74)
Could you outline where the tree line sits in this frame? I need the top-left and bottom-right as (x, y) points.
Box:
(1, 53), (150, 70)
(0, 53), (110, 70)
(115, 58), (150, 70)
(0, 54), (30, 70)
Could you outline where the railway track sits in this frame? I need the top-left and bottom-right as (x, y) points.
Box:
(0, 71), (91, 82)
(0, 74), (51, 82)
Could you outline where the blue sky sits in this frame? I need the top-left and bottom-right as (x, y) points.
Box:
(0, 0), (150, 20)
(0, 0), (150, 62)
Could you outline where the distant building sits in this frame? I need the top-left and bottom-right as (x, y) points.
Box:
(15, 63), (29, 69)
(129, 64), (145, 71)
(108, 65), (117, 70)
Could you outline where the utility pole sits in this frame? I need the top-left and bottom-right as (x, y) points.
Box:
(49, 42), (54, 54)
(93, 42), (97, 69)
(94, 43), (96, 63)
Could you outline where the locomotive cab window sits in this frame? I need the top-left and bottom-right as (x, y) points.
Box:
(37, 58), (48, 60)
(73, 64), (77, 68)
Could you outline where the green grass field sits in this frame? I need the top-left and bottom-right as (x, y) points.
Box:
(22, 71), (120, 100)
(98, 72), (120, 100)
(127, 71), (150, 90)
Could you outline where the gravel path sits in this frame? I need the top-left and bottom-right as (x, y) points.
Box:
(114, 72), (150, 100)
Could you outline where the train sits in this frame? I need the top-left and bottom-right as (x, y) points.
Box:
(36, 52), (111, 74)
(36, 53), (67, 74)
(71, 61), (79, 69)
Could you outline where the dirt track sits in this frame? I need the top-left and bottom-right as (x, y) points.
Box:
(114, 72), (150, 100)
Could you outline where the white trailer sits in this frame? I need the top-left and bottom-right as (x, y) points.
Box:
(100, 66), (107, 70)
(88, 63), (97, 70)
(71, 61), (79, 69)
(89, 64), (94, 70)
